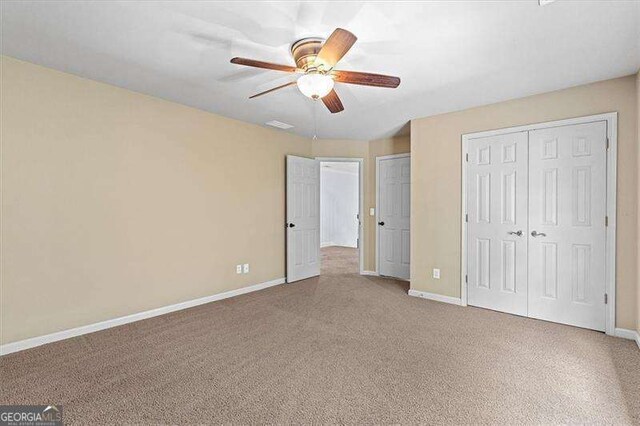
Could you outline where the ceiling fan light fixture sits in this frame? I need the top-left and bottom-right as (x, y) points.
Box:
(297, 73), (334, 99)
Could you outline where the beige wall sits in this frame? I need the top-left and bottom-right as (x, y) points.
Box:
(1, 56), (410, 344)
(1, 56), (313, 344)
(311, 136), (410, 272)
(411, 75), (638, 330)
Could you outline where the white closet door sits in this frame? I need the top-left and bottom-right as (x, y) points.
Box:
(377, 156), (410, 280)
(467, 132), (528, 316)
(286, 155), (320, 283)
(528, 121), (607, 331)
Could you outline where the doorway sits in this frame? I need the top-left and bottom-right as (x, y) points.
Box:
(462, 113), (617, 334)
(317, 158), (364, 275)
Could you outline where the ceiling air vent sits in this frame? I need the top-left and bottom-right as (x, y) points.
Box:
(538, 0), (558, 5)
(265, 120), (294, 130)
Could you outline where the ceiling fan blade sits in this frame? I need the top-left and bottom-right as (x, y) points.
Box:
(249, 81), (297, 99)
(332, 70), (400, 88)
(231, 57), (299, 73)
(321, 89), (344, 113)
(315, 28), (357, 70)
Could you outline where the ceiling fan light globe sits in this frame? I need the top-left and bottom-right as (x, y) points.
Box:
(297, 73), (334, 99)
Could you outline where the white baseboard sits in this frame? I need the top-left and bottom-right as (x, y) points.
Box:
(614, 328), (640, 349)
(1, 277), (285, 356)
(361, 270), (379, 276)
(614, 328), (637, 340)
(408, 289), (463, 306)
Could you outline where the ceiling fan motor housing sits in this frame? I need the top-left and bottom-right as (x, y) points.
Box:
(291, 38), (325, 72)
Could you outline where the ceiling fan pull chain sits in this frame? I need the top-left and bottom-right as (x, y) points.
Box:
(313, 99), (318, 140)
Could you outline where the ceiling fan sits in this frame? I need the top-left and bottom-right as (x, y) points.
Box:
(230, 28), (400, 113)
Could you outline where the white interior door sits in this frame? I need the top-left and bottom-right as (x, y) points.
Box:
(528, 121), (607, 331)
(467, 132), (529, 316)
(377, 155), (410, 280)
(286, 155), (320, 283)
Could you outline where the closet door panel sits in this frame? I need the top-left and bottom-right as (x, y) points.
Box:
(528, 121), (607, 331)
(467, 131), (528, 316)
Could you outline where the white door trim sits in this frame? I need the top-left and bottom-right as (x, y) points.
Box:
(375, 152), (411, 275)
(316, 157), (365, 275)
(461, 112), (618, 335)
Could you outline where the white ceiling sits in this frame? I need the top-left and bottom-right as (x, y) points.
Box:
(2, 1), (639, 140)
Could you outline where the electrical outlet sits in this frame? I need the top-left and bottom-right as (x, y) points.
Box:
(243, 263), (249, 273)
(369, 207), (375, 216)
(433, 268), (440, 279)
(236, 265), (242, 274)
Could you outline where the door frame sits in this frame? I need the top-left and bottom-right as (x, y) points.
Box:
(316, 157), (365, 275)
(460, 112), (618, 335)
(376, 153), (411, 277)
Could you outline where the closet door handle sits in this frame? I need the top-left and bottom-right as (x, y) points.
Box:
(531, 230), (546, 237)
(378, 221), (385, 226)
(508, 230), (523, 237)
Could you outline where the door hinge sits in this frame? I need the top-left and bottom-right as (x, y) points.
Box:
(465, 213), (468, 222)
(606, 137), (609, 150)
(604, 293), (608, 304)
(465, 153), (469, 162)
(465, 274), (468, 283)
(605, 216), (608, 227)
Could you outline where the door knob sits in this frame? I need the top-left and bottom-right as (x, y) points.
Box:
(378, 221), (385, 226)
(531, 230), (546, 237)
(508, 230), (523, 236)
(288, 223), (296, 228)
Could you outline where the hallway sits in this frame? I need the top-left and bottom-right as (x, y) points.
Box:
(321, 246), (359, 276)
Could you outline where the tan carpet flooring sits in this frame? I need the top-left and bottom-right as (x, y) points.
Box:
(1, 246), (639, 424)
